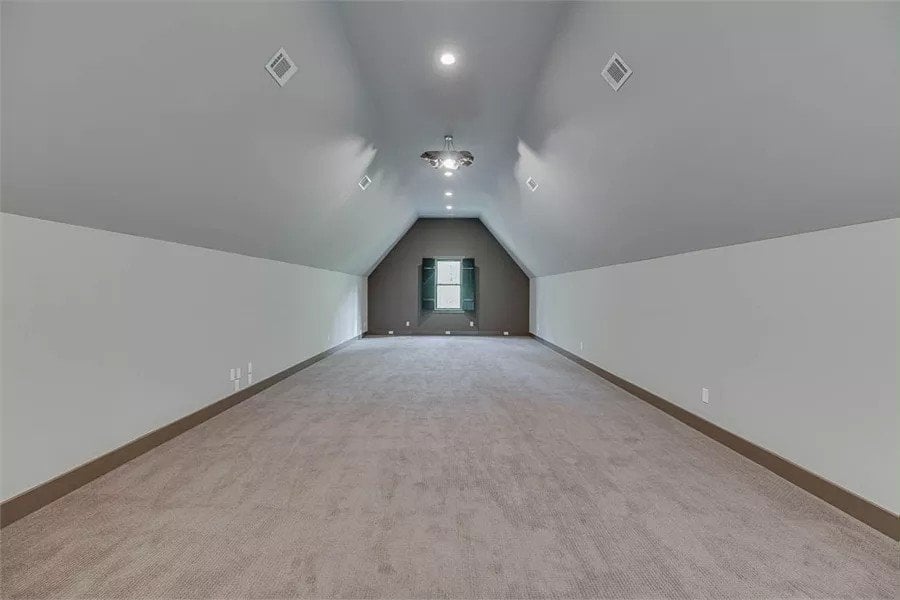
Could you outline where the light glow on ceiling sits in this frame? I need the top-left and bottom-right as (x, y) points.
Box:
(446, 205), (453, 210)
(444, 191), (453, 197)
(444, 171), (453, 177)
(439, 52), (456, 66)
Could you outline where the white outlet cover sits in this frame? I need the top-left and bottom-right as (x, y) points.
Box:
(406, 321), (410, 327)
(388, 330), (394, 335)
(445, 331), (451, 335)
(701, 388), (710, 404)
(503, 331), (509, 336)
(470, 321), (474, 327)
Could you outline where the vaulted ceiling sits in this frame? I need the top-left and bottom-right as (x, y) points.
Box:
(3, 2), (898, 277)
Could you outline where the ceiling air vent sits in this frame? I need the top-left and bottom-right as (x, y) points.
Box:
(358, 175), (372, 191)
(526, 177), (539, 192)
(266, 47), (297, 87)
(602, 52), (632, 91)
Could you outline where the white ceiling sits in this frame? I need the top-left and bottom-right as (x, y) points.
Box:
(1, 2), (416, 275)
(2, 2), (898, 277)
(486, 2), (900, 276)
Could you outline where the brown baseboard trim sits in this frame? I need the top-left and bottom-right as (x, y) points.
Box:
(364, 331), (529, 337)
(0, 335), (361, 528)
(531, 334), (900, 541)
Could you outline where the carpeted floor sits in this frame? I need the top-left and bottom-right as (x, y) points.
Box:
(1, 337), (896, 598)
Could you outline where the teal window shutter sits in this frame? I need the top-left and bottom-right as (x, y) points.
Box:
(421, 258), (436, 311)
(461, 258), (475, 311)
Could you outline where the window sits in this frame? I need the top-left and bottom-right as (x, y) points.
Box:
(421, 257), (475, 312)
(435, 259), (461, 309)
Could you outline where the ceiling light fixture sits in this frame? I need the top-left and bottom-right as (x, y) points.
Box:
(444, 171), (453, 177)
(421, 135), (474, 171)
(439, 52), (456, 66)
(446, 205), (453, 210)
(444, 191), (453, 197)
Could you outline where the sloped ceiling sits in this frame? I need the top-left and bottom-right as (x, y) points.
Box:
(1, 1), (415, 275)
(3, 2), (898, 277)
(486, 1), (900, 276)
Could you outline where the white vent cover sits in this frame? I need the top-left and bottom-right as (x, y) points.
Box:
(602, 52), (632, 91)
(526, 177), (539, 192)
(266, 47), (297, 87)
(358, 174), (372, 190)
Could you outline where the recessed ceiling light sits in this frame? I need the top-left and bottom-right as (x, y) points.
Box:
(444, 171), (453, 177)
(439, 52), (456, 66)
(444, 191), (453, 197)
(446, 205), (453, 210)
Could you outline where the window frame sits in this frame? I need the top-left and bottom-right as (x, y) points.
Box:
(434, 258), (463, 312)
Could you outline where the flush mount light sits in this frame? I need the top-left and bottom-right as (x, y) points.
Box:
(446, 205), (453, 210)
(444, 171), (453, 177)
(439, 52), (456, 66)
(358, 174), (372, 190)
(421, 135), (474, 171)
(444, 191), (453, 197)
(526, 176), (539, 192)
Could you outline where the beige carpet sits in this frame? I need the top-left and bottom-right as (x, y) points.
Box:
(1, 337), (896, 598)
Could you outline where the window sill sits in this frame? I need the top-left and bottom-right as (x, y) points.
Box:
(433, 309), (467, 313)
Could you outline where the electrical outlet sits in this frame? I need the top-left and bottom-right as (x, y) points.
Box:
(503, 331), (509, 336)
(701, 388), (710, 404)
(470, 321), (474, 327)
(388, 330), (394, 335)
(406, 321), (410, 327)
(445, 331), (451, 335)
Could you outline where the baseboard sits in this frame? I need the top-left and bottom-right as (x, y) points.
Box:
(531, 334), (899, 541)
(0, 335), (361, 528)
(364, 330), (529, 337)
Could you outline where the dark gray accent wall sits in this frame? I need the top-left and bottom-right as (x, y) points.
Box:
(367, 218), (529, 335)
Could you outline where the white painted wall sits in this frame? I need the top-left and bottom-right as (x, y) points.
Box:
(532, 219), (900, 514)
(1, 214), (366, 501)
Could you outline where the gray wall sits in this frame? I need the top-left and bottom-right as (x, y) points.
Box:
(368, 219), (529, 335)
